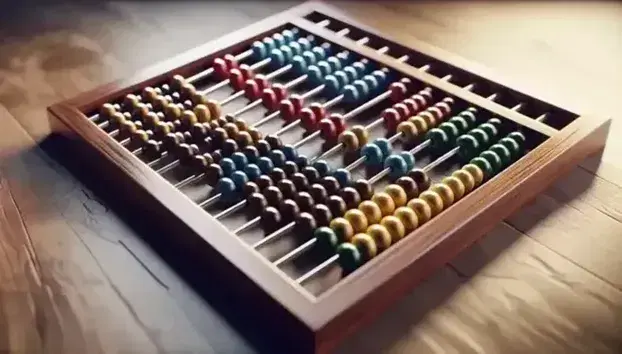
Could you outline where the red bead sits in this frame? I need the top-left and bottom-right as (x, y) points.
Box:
(393, 103), (410, 120)
(289, 94), (304, 113)
(319, 119), (338, 142)
(399, 78), (413, 91)
(429, 106), (445, 121)
(228, 69), (245, 90)
(254, 75), (270, 91)
(223, 54), (238, 70)
(279, 100), (297, 122)
(328, 113), (346, 134)
(382, 108), (401, 132)
(438, 97), (454, 115)
(420, 88), (433, 102)
(403, 98), (419, 115)
(272, 83), (287, 102)
(244, 79), (261, 100)
(412, 94), (427, 110)
(261, 89), (279, 111)
(308, 102), (326, 121)
(213, 58), (229, 80)
(389, 82), (407, 102)
(239, 64), (254, 80)
(300, 108), (317, 131)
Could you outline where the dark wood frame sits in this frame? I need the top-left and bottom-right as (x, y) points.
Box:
(46, 2), (611, 353)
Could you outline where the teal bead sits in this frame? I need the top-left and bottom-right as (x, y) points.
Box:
(308, 65), (323, 84)
(343, 85), (359, 103)
(327, 56), (342, 71)
(344, 66), (358, 82)
(488, 117), (503, 129)
(244, 164), (262, 181)
(353, 61), (367, 76)
(272, 33), (286, 47)
(282, 29), (296, 42)
(231, 171), (249, 188)
(337, 243), (363, 273)
(302, 51), (316, 66)
(459, 108), (478, 124)
(469, 128), (490, 147)
(499, 137), (522, 159)
(279, 45), (293, 63)
(361, 143), (384, 166)
(231, 152), (248, 170)
(296, 155), (310, 169)
(270, 49), (286, 67)
(216, 178), (238, 199)
(324, 75), (340, 96)
(489, 143), (512, 166)
(315, 226), (339, 254)
(297, 37), (312, 51)
(508, 131), (526, 146)
(317, 60), (332, 76)
(288, 41), (302, 56)
(252, 41), (267, 60)
(333, 168), (352, 187)
(439, 122), (460, 142)
(334, 71), (349, 88)
(263, 37), (276, 51)
(448, 116), (470, 133)
(479, 123), (499, 139)
(220, 158), (236, 177)
(353, 80), (370, 98)
(470, 156), (494, 180)
(313, 160), (332, 176)
(258, 156), (274, 173)
(399, 151), (415, 170)
(337, 51), (352, 64)
(427, 128), (450, 152)
(270, 150), (287, 167)
(374, 138), (392, 158)
(480, 150), (503, 173)
(372, 70), (387, 85)
(292, 55), (307, 74)
(457, 134), (480, 161)
(384, 154), (408, 180)
(363, 75), (379, 93)
(312, 46), (327, 61)
(281, 144), (298, 161)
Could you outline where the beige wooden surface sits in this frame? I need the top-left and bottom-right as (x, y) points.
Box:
(0, 1), (621, 353)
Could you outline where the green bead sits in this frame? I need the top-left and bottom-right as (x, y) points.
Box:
(427, 128), (450, 152)
(489, 143), (512, 166)
(314, 227), (339, 254)
(439, 122), (460, 142)
(448, 116), (470, 132)
(337, 243), (363, 273)
(479, 123), (499, 139)
(470, 156), (494, 180)
(488, 117), (503, 129)
(469, 128), (490, 147)
(459, 108), (478, 124)
(480, 150), (503, 173)
(457, 134), (480, 161)
(508, 131), (526, 145)
(500, 137), (522, 159)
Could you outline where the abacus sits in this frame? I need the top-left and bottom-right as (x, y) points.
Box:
(47, 2), (610, 353)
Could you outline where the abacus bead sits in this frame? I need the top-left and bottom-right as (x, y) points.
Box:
(236, 131), (254, 148)
(344, 209), (369, 234)
(439, 122), (460, 142)
(296, 155), (309, 169)
(280, 100), (297, 122)
(264, 186), (283, 206)
(383, 108), (401, 132)
(220, 158), (236, 177)
(448, 116), (470, 132)
(351, 234), (377, 261)
(317, 61), (332, 76)
(292, 55), (307, 74)
(409, 116), (428, 135)
(310, 183), (328, 204)
(264, 134), (281, 150)
(374, 138), (392, 158)
(333, 168), (352, 187)
(242, 145), (260, 164)
(380, 216), (405, 243)
(343, 85), (359, 103)
(462, 164), (485, 187)
(384, 184), (408, 207)
(358, 200), (383, 224)
(270, 150), (287, 167)
(277, 145), (296, 161)
(396, 176), (420, 199)
(442, 176), (466, 200)
(272, 33), (286, 47)
(244, 80), (261, 100)
(256, 175), (273, 191)
(315, 227), (339, 253)
(339, 131), (359, 153)
(100, 103), (116, 119)
(402, 99), (418, 115)
(256, 140), (271, 156)
(229, 69), (245, 90)
(452, 169), (476, 193)
(213, 58), (229, 79)
(343, 66), (358, 82)
(283, 160), (299, 176)
(300, 108), (317, 131)
(327, 56), (342, 71)
(419, 111), (436, 127)
(430, 183), (455, 209)
(206, 99), (222, 120)
(500, 137), (522, 158)
(277, 179), (297, 199)
(460, 109), (478, 124)
(393, 207), (419, 232)
(308, 103), (326, 121)
(400, 151), (416, 170)
(457, 134), (480, 160)
(508, 131), (526, 145)
(223, 123), (239, 140)
(389, 81), (407, 102)
(366, 224), (392, 252)
(340, 187), (362, 209)
(408, 169), (431, 191)
(330, 217), (355, 243)
(291, 172), (310, 191)
(222, 139), (238, 157)
(110, 112), (126, 127)
(252, 41), (267, 59)
(269, 49), (286, 67)
(490, 144), (512, 166)
(319, 119), (337, 141)
(231, 171), (249, 188)
(470, 157), (494, 180)
(312, 204), (333, 227)
(353, 80), (370, 99)
(280, 199), (300, 220)
(248, 127), (262, 143)
(230, 152), (247, 170)
(223, 54), (238, 70)
(244, 183), (260, 198)
(372, 192), (396, 216)
(418, 191), (444, 217)
(302, 166), (321, 184)
(216, 178), (238, 201)
(397, 121), (419, 142)
(295, 212), (317, 234)
(350, 125), (369, 146)
(262, 89), (280, 110)
(383, 155), (408, 180)
(312, 160), (331, 177)
(470, 128), (490, 147)
(479, 123), (499, 139)
(296, 192), (315, 212)
(261, 207), (282, 232)
(327, 195), (348, 218)
(193, 154), (213, 171)
(334, 71), (349, 88)
(206, 164), (224, 185)
(312, 46), (327, 60)
(329, 114), (346, 135)
(480, 150), (503, 173)
(428, 128), (450, 152)
(307, 65), (323, 85)
(337, 243), (363, 273)
(407, 198), (432, 224)
(257, 156), (274, 174)
(361, 144), (383, 166)
(270, 168), (287, 183)
(354, 179), (374, 201)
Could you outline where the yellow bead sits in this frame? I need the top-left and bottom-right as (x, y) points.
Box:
(234, 118), (249, 132)
(338, 131), (359, 153)
(407, 198), (432, 224)
(430, 183), (455, 209)
(371, 192), (395, 216)
(384, 184), (408, 208)
(351, 233), (377, 261)
(366, 224), (392, 252)
(409, 116), (428, 134)
(191, 92), (208, 106)
(452, 169), (475, 193)
(397, 121), (419, 141)
(393, 206), (419, 232)
(418, 191), (444, 217)
(419, 111), (436, 126)
(206, 99), (222, 119)
(442, 176), (465, 201)
(329, 217), (354, 242)
(380, 216), (405, 243)
(462, 164), (484, 187)
(350, 125), (369, 146)
(193, 104), (211, 122)
(344, 209), (369, 234)
(247, 127), (262, 143)
(223, 122), (239, 139)
(358, 200), (383, 225)
(165, 103), (181, 121)
(181, 110), (198, 127)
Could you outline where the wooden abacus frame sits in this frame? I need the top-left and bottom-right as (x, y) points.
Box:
(47, 2), (611, 353)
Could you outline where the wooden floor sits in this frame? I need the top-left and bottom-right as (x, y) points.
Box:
(1, 1), (621, 353)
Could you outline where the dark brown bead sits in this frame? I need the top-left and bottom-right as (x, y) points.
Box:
(260, 207), (282, 232)
(340, 187), (362, 209)
(171, 91), (182, 102)
(310, 183), (328, 204)
(134, 120), (144, 130)
(321, 176), (341, 196)
(223, 122), (239, 139)
(144, 140), (161, 159)
(236, 131), (253, 148)
(265, 135), (283, 150)
(396, 176), (420, 199)
(312, 204), (333, 227)
(302, 166), (320, 184)
(294, 212), (317, 234)
(234, 118), (248, 131)
(248, 192), (267, 212)
(216, 117), (228, 127)
(256, 175), (273, 191)
(256, 140), (271, 156)
(206, 163), (224, 186)
(242, 145), (260, 163)
(191, 123), (211, 143)
(154, 121), (173, 140)
(213, 128), (228, 147)
(183, 131), (193, 142)
(173, 120), (182, 131)
(203, 137), (214, 152)
(327, 195), (347, 218)
(354, 179), (373, 201)
(244, 182), (260, 197)
(209, 120), (220, 130)
(143, 111), (159, 129)
(290, 172), (309, 191)
(222, 139), (238, 157)
(270, 167), (287, 183)
(277, 179), (297, 199)
(295, 191), (315, 212)
(193, 154), (213, 172)
(177, 143), (195, 163)
(283, 160), (299, 176)
(161, 84), (171, 95)
(264, 186), (283, 206)
(163, 133), (180, 152)
(224, 114), (236, 123)
(279, 199), (300, 221)
(211, 150), (223, 164)
(183, 100), (194, 110)
(408, 168), (431, 191)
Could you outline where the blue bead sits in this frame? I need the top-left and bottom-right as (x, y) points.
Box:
(292, 55), (307, 74)
(297, 37), (312, 51)
(231, 171), (249, 188)
(302, 51), (316, 66)
(353, 80), (370, 99)
(288, 41), (302, 56)
(220, 158), (236, 177)
(327, 56), (342, 72)
(244, 164), (262, 181)
(279, 45), (293, 63)
(282, 29), (296, 42)
(281, 144), (298, 161)
(343, 66), (358, 82)
(337, 51), (353, 65)
(258, 156), (274, 173)
(252, 41), (267, 60)
(263, 37), (276, 51)
(372, 70), (387, 85)
(272, 33), (285, 47)
(313, 160), (332, 177)
(399, 151), (416, 170)
(312, 46), (327, 61)
(363, 75), (379, 93)
(270, 150), (287, 167)
(333, 168), (352, 187)
(361, 143), (384, 166)
(353, 61), (368, 76)
(296, 154), (309, 168)
(307, 65), (323, 85)
(343, 85), (359, 103)
(231, 152), (248, 170)
(216, 178), (237, 197)
(374, 138), (392, 158)
(384, 155), (408, 180)
(317, 61), (332, 76)
(334, 71), (349, 88)
(270, 49), (285, 67)
(324, 75), (340, 96)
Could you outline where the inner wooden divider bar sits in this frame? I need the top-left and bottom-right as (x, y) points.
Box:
(292, 17), (559, 137)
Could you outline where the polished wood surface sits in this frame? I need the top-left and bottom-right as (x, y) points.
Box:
(1, 1), (622, 353)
